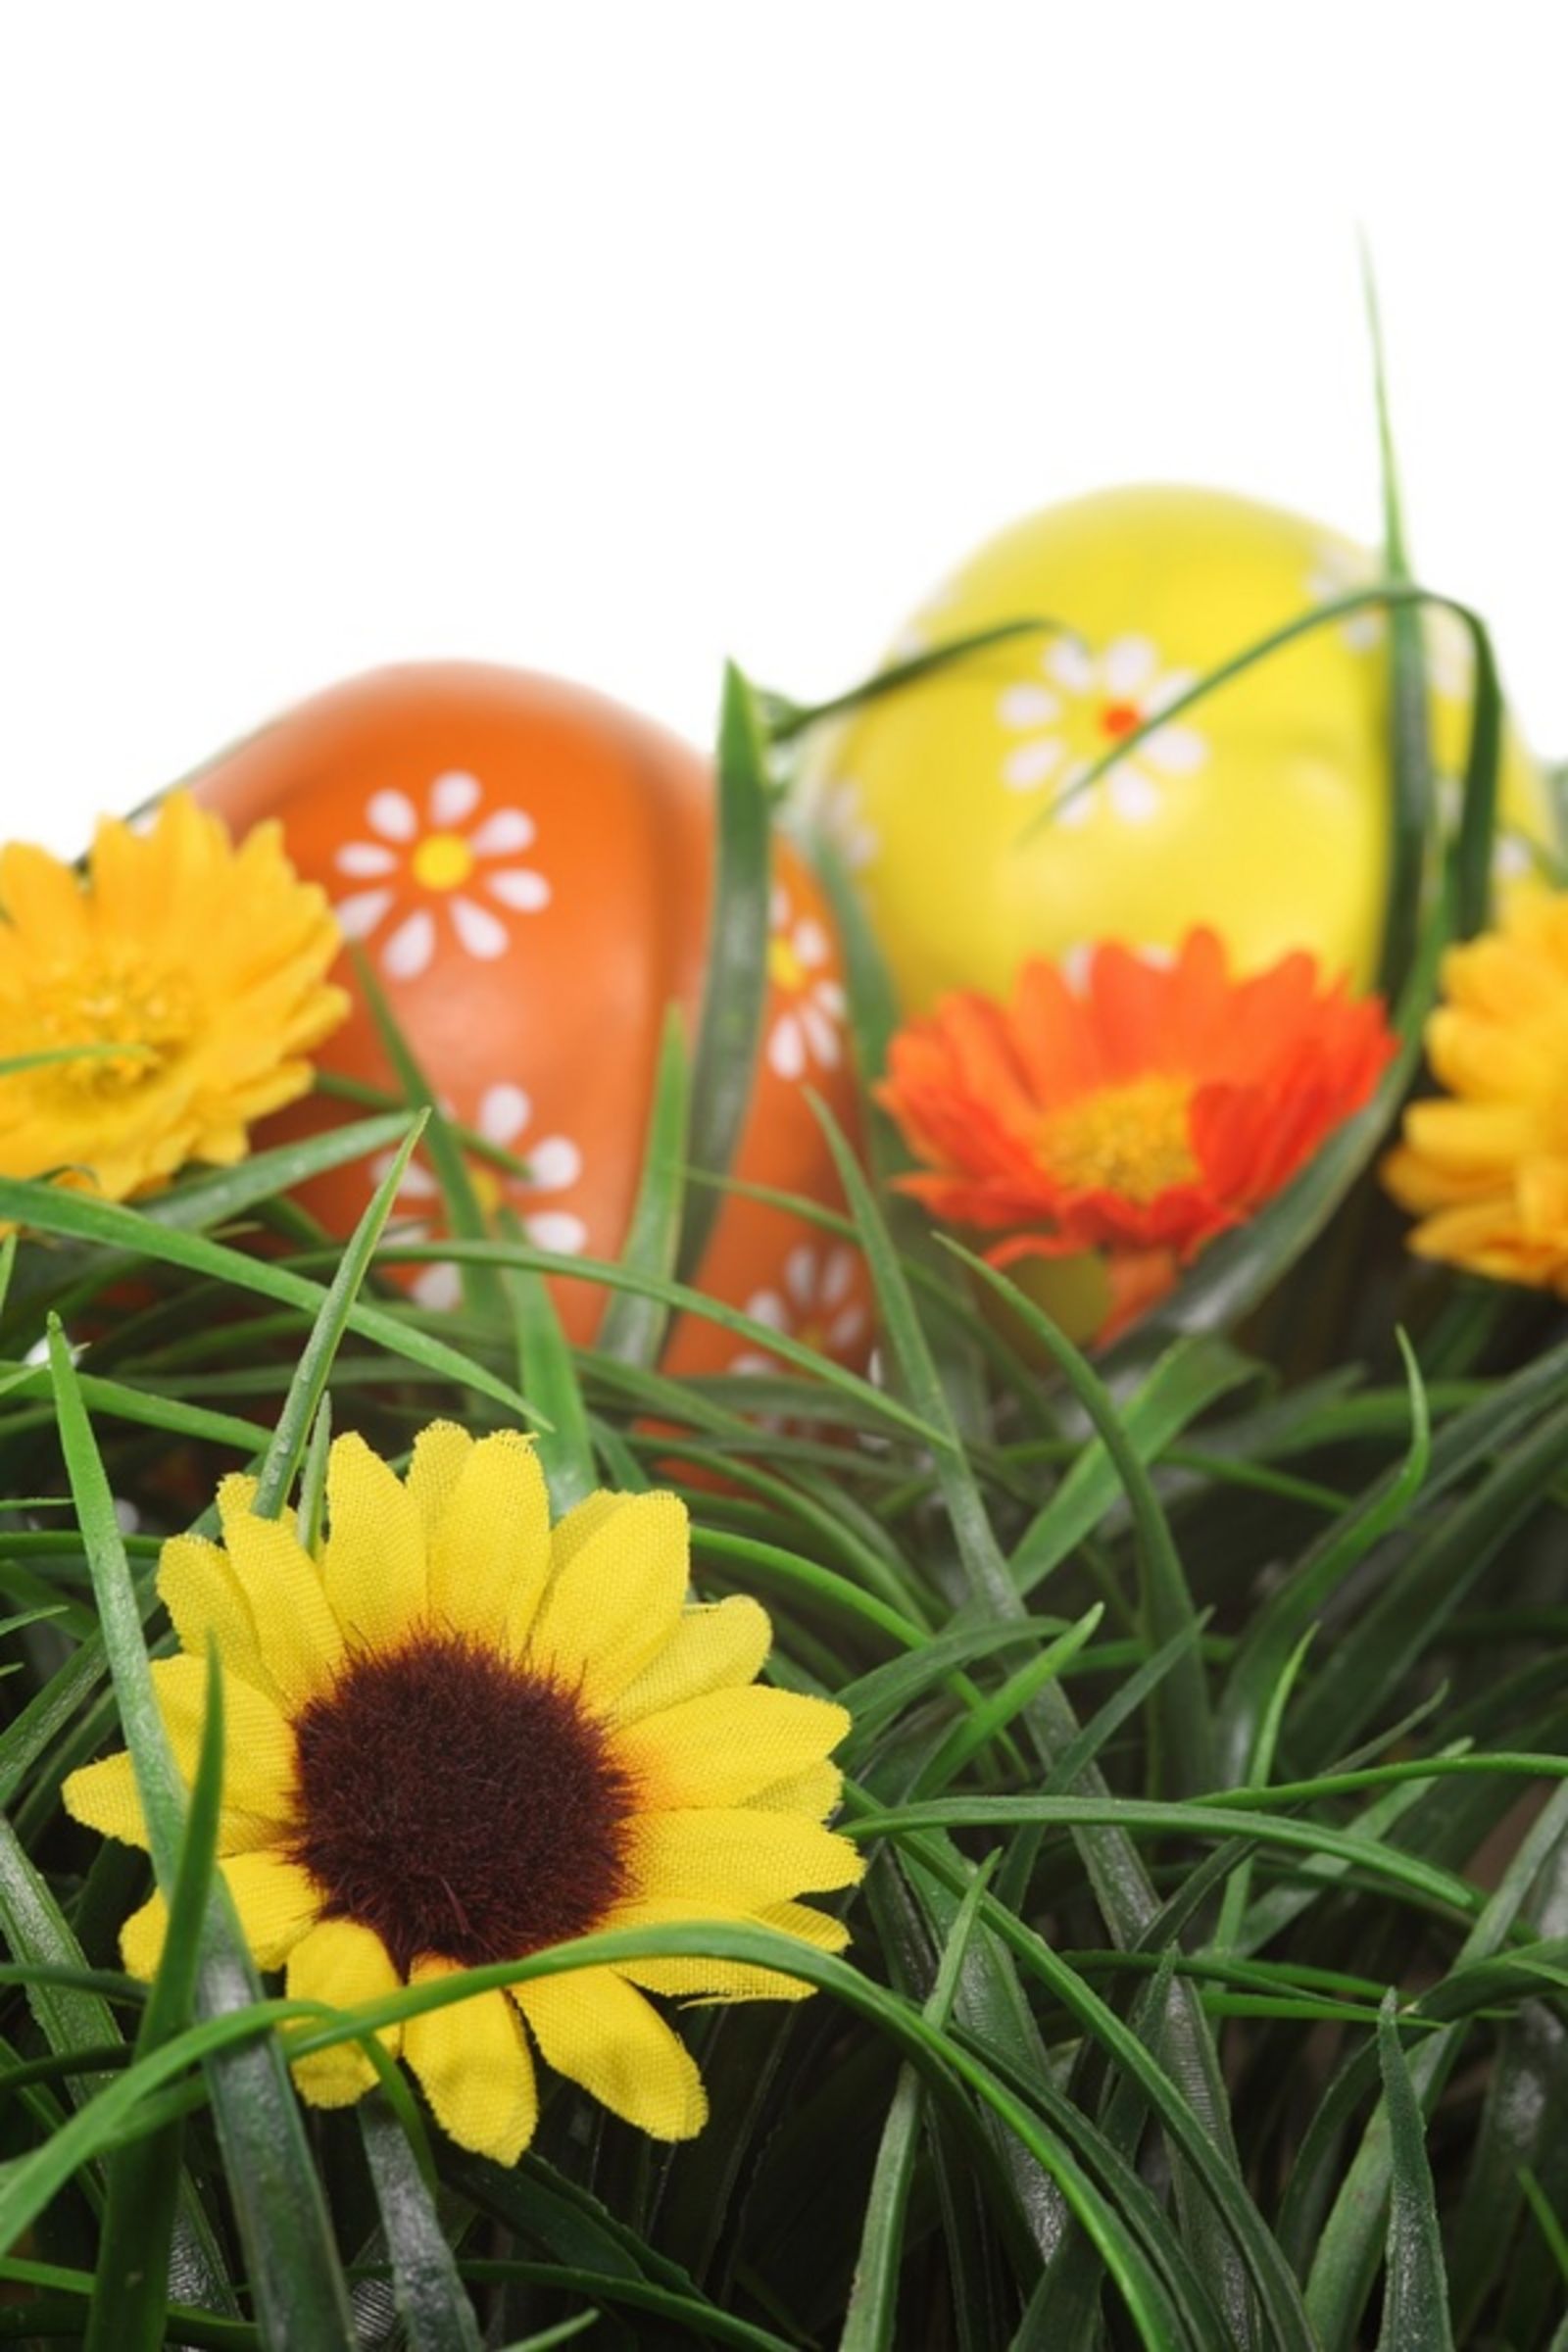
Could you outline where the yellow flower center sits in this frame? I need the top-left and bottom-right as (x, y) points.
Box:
(22, 961), (195, 1096)
(469, 1161), (504, 1216)
(411, 832), (476, 892)
(1040, 1075), (1198, 1202)
(768, 934), (806, 994)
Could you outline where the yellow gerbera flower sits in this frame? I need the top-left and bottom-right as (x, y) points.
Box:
(0, 791), (346, 1207)
(65, 1425), (860, 2164)
(1383, 885), (1568, 1291)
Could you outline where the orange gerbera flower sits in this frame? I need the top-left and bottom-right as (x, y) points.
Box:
(879, 930), (1396, 1321)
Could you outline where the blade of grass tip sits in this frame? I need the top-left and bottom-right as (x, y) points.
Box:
(352, 946), (509, 1327)
(297, 1393), (333, 1560)
(840, 1858), (999, 2352)
(249, 1108), (429, 1519)
(810, 1098), (1264, 2347)
(493, 2320), (603, 2352)
(1375, 1995), (1455, 2352)
(947, 1238), (1214, 1796)
(359, 2089), (482, 2352)
(1217, 1330), (1429, 1784)
(1362, 240), (1435, 1002)
(911, 1610), (1105, 1801)
(598, 1005), (691, 1368)
(1011, 1334), (1258, 1596)
(0, 1229), (17, 1313)
(0, 1176), (539, 1425)
(762, 616), (1069, 745)
(1207, 1629), (1316, 1961)
(678, 661), (773, 1281)
(86, 1646), (225, 2352)
(1306, 1778), (1568, 2348)
(497, 1205), (596, 1511)
(45, 1321), (356, 2348)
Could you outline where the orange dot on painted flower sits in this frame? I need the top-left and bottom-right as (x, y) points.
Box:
(1101, 702), (1142, 740)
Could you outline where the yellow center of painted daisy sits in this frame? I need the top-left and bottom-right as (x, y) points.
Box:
(768, 934), (806, 993)
(23, 960), (195, 1096)
(1040, 1075), (1198, 1202)
(411, 832), (476, 892)
(289, 1633), (632, 1977)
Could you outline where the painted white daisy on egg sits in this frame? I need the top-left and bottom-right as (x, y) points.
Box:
(1305, 541), (1386, 653)
(807, 778), (879, 875)
(733, 1243), (868, 1376)
(372, 1081), (587, 1311)
(998, 635), (1207, 825)
(332, 770), (552, 981)
(766, 886), (848, 1081)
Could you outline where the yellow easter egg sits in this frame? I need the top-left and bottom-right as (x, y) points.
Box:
(803, 486), (1551, 1013)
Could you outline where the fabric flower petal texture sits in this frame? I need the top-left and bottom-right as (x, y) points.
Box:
(0, 792), (347, 1211)
(1382, 886), (1568, 1291)
(879, 928), (1396, 1328)
(64, 1426), (858, 2166)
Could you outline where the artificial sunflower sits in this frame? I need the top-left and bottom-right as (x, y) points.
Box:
(1383, 885), (1568, 1293)
(0, 791), (346, 1208)
(879, 928), (1396, 1330)
(65, 1424), (859, 2164)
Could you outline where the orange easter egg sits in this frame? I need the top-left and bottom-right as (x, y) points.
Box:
(189, 664), (871, 1378)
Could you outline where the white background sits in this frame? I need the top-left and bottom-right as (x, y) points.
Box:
(2, 4), (1564, 857)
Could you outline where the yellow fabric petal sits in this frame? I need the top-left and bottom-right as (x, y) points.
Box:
(607, 1894), (851, 2003)
(547, 1490), (624, 1571)
(610, 1596), (772, 1726)
(151, 1654), (297, 1824)
(218, 1477), (345, 1705)
(320, 1431), (429, 1650)
(747, 1761), (844, 1819)
(426, 1430), (552, 1651)
(287, 1917), (403, 2110)
(122, 1887), (168, 1979)
(157, 1532), (278, 1702)
(63, 1741), (284, 1862)
(63, 1750), (148, 1850)
(406, 1423), (474, 1543)
(403, 1964), (539, 2164)
(514, 1966), (706, 2141)
(626, 1809), (864, 1906)
(0, 841), (90, 953)
(528, 1493), (690, 1712)
(613, 1688), (849, 1811)
(220, 1851), (322, 1969)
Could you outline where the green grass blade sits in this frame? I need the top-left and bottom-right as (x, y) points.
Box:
(0, 1176), (538, 1424)
(1011, 1335), (1257, 1595)
(45, 1323), (356, 2349)
(1375, 1997), (1454, 2352)
(359, 2089), (483, 2352)
(949, 1241), (1214, 1795)
(250, 1111), (428, 1517)
(840, 1860), (995, 2352)
(679, 662), (773, 1279)
(1362, 245), (1435, 1000)
(86, 1647), (225, 2352)
(501, 1242), (596, 1511)
(598, 1005), (690, 1367)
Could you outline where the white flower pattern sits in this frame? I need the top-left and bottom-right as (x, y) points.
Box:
(998, 635), (1206, 825)
(332, 769), (552, 981)
(766, 886), (847, 1081)
(734, 1243), (868, 1375)
(808, 778), (879, 875)
(373, 1081), (587, 1310)
(1305, 541), (1386, 652)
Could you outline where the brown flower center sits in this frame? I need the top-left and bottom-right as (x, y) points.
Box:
(290, 1635), (633, 1976)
